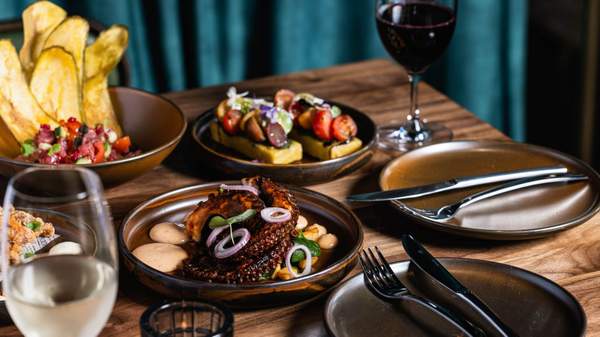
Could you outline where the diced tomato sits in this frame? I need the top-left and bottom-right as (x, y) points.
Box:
(93, 141), (105, 163)
(113, 136), (131, 153)
(312, 108), (333, 141)
(222, 109), (242, 135)
(331, 115), (358, 141)
(274, 89), (295, 110)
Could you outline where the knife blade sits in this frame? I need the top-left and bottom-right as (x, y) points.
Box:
(347, 165), (567, 202)
(402, 234), (520, 337)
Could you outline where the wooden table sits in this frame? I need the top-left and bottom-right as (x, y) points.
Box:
(2, 59), (599, 336)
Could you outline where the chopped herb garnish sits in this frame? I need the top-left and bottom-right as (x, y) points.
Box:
(25, 220), (41, 231)
(23, 252), (35, 259)
(21, 140), (35, 156)
(48, 143), (61, 155)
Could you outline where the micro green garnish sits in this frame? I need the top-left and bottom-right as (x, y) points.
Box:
(25, 220), (41, 231)
(23, 252), (34, 259)
(208, 209), (257, 229)
(21, 140), (35, 156)
(291, 232), (321, 264)
(48, 143), (61, 155)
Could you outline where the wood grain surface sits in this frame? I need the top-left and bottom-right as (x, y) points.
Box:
(1, 59), (597, 337)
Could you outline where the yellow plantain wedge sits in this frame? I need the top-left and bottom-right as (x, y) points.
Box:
(43, 16), (89, 85)
(83, 25), (128, 136)
(30, 47), (81, 122)
(19, 1), (66, 80)
(0, 40), (56, 144)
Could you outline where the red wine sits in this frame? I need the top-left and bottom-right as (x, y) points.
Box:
(376, 2), (456, 74)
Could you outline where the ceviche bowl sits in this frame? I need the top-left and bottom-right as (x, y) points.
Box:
(0, 87), (187, 187)
(118, 180), (363, 309)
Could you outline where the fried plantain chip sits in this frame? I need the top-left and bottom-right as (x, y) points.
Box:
(83, 25), (128, 136)
(19, 1), (66, 80)
(83, 75), (122, 136)
(84, 25), (128, 79)
(43, 16), (89, 84)
(0, 40), (56, 144)
(30, 47), (81, 122)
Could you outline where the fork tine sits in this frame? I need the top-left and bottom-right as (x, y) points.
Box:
(360, 249), (387, 289)
(366, 248), (391, 289)
(374, 246), (404, 288)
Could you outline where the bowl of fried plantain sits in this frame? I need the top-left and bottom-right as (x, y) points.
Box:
(0, 1), (186, 187)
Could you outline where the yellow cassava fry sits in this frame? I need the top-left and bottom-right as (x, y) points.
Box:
(19, 1), (66, 79)
(43, 16), (89, 85)
(0, 40), (56, 143)
(83, 25), (128, 136)
(30, 46), (81, 122)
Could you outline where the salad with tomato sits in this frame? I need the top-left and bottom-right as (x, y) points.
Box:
(17, 117), (140, 165)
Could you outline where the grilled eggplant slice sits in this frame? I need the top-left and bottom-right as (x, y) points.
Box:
(30, 47), (81, 122)
(83, 25), (128, 136)
(0, 40), (56, 143)
(43, 16), (89, 84)
(19, 1), (66, 79)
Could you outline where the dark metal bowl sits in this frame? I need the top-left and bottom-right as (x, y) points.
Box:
(0, 87), (187, 187)
(191, 101), (376, 185)
(118, 181), (364, 309)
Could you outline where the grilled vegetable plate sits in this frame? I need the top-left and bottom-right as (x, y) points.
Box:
(83, 25), (128, 136)
(19, 1), (66, 78)
(0, 40), (56, 143)
(210, 122), (302, 164)
(30, 47), (81, 122)
(43, 16), (89, 84)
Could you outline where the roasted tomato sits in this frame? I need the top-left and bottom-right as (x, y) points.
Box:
(93, 141), (105, 163)
(245, 116), (266, 142)
(331, 115), (358, 141)
(215, 99), (229, 121)
(274, 89), (295, 110)
(289, 101), (305, 121)
(113, 136), (131, 153)
(297, 107), (315, 130)
(312, 108), (333, 141)
(222, 109), (242, 135)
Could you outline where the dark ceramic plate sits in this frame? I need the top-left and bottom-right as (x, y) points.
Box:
(325, 258), (585, 337)
(379, 141), (600, 240)
(0, 87), (187, 187)
(191, 101), (376, 185)
(118, 181), (364, 309)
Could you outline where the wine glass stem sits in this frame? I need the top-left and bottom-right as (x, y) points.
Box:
(408, 73), (422, 125)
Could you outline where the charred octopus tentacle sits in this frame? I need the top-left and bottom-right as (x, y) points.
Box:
(182, 176), (297, 283)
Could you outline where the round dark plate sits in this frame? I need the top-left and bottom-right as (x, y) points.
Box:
(379, 141), (600, 240)
(118, 181), (364, 309)
(0, 87), (187, 187)
(325, 258), (586, 337)
(191, 101), (376, 185)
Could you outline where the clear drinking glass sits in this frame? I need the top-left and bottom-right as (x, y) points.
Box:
(375, 0), (458, 152)
(1, 167), (118, 337)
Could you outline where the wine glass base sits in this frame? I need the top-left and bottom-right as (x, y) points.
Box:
(377, 121), (453, 153)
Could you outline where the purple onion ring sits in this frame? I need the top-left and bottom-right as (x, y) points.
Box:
(206, 226), (227, 247)
(286, 244), (312, 277)
(214, 228), (251, 259)
(260, 207), (291, 223)
(220, 184), (259, 196)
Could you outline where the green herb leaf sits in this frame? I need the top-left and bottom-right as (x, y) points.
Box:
(293, 233), (321, 257)
(23, 252), (35, 259)
(258, 272), (272, 281)
(48, 143), (61, 155)
(21, 140), (35, 156)
(290, 249), (305, 264)
(208, 209), (257, 229)
(208, 216), (228, 229)
(25, 220), (41, 231)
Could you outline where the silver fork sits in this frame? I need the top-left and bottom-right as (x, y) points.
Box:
(401, 173), (588, 221)
(360, 247), (486, 337)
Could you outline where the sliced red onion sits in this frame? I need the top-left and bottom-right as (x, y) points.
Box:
(286, 244), (312, 278)
(206, 226), (227, 247)
(220, 184), (259, 196)
(214, 228), (250, 259)
(261, 207), (291, 223)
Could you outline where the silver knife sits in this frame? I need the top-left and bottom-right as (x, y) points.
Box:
(347, 166), (568, 202)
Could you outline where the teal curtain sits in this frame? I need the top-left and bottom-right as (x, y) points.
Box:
(0, 0), (527, 140)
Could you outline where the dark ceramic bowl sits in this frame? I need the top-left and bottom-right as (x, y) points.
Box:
(119, 181), (364, 309)
(191, 101), (376, 185)
(0, 87), (187, 187)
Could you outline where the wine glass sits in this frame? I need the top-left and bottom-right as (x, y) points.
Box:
(375, 0), (458, 152)
(1, 167), (117, 337)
